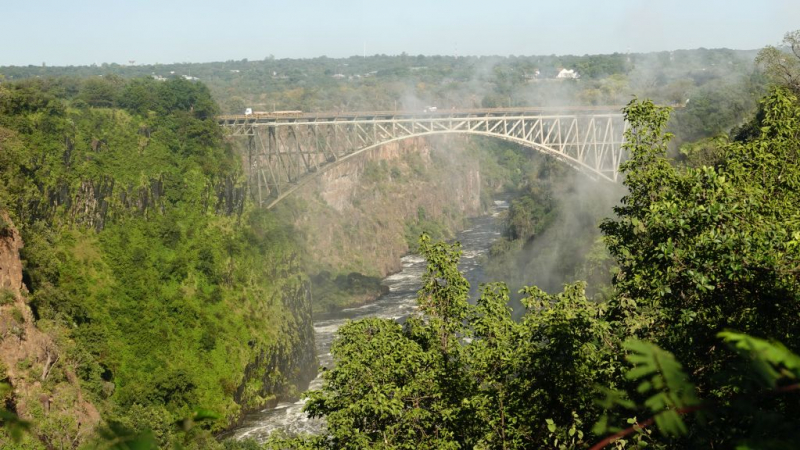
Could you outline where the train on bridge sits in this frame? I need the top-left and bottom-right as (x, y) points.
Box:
(229, 105), (630, 122)
(244, 108), (304, 118)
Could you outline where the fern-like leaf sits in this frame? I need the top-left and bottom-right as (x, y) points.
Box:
(623, 339), (700, 437)
(718, 331), (800, 388)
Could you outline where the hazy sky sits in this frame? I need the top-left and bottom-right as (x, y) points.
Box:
(1, 0), (798, 66)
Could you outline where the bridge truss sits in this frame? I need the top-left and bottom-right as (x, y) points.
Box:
(219, 108), (627, 208)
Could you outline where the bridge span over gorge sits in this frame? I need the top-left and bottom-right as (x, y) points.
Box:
(218, 106), (628, 208)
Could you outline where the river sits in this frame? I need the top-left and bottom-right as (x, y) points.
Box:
(225, 200), (508, 442)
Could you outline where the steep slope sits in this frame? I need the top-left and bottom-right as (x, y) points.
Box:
(0, 77), (316, 446)
(0, 211), (102, 448)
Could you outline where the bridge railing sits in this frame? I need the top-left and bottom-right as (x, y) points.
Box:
(218, 105), (628, 124)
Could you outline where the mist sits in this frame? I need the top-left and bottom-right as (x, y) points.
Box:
(484, 163), (625, 301)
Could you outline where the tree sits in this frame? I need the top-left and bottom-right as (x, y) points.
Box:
(79, 76), (124, 107)
(601, 92), (800, 446)
(595, 332), (800, 449)
(756, 30), (800, 95)
(223, 96), (247, 115)
(300, 235), (473, 449)
(277, 235), (618, 450)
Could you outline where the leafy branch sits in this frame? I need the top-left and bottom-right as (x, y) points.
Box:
(593, 332), (800, 449)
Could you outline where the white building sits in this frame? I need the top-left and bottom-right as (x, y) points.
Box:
(556, 68), (579, 79)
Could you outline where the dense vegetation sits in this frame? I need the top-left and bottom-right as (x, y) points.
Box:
(0, 77), (314, 448)
(255, 33), (800, 448)
(262, 86), (800, 449)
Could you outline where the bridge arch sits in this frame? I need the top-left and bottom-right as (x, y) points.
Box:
(262, 129), (618, 209)
(219, 108), (626, 208)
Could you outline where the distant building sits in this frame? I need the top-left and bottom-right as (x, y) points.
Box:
(556, 68), (579, 79)
(524, 69), (541, 81)
(332, 73), (346, 79)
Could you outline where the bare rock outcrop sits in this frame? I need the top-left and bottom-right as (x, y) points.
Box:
(0, 211), (101, 446)
(294, 136), (483, 279)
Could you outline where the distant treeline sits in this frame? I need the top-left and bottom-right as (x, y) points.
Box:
(1, 49), (763, 148)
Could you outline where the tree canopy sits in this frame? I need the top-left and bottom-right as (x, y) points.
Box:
(267, 86), (800, 449)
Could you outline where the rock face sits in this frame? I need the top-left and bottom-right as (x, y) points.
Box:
(292, 135), (483, 279)
(0, 213), (24, 294)
(0, 212), (101, 446)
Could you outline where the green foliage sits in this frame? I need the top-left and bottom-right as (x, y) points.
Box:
(0, 288), (15, 306)
(10, 307), (24, 323)
(668, 78), (760, 146)
(1, 47), (758, 125)
(0, 216), (12, 238)
(309, 271), (387, 313)
(755, 30), (800, 95)
(598, 333), (800, 449)
(281, 234), (618, 449)
(0, 384), (31, 444)
(505, 194), (552, 242)
(86, 423), (158, 450)
(0, 76), (315, 446)
(360, 160), (389, 184)
(677, 136), (728, 167)
(597, 91), (800, 446)
(305, 317), (461, 449)
(603, 91), (800, 353)
(403, 214), (453, 250)
(718, 332), (800, 389)
(227, 439), (268, 450)
(80, 408), (223, 450)
(299, 235), (475, 449)
(622, 340), (699, 437)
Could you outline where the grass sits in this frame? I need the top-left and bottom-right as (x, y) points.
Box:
(0, 288), (15, 306)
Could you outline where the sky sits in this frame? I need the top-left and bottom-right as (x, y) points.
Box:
(1, 0), (798, 66)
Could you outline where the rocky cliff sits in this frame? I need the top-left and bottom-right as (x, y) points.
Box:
(0, 212), (101, 447)
(283, 136), (484, 310)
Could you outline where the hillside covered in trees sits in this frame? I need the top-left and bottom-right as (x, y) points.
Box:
(0, 77), (317, 448)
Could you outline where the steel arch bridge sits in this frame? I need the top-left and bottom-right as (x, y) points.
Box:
(218, 106), (627, 209)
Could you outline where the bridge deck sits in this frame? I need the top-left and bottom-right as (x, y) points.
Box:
(218, 105), (627, 125)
